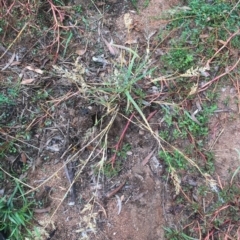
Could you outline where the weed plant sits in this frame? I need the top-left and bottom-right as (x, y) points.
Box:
(156, 1), (240, 238)
(102, 143), (131, 177)
(159, 150), (187, 170)
(164, 227), (197, 240)
(160, 0), (240, 72)
(157, 0), (238, 175)
(0, 181), (33, 240)
(0, 86), (20, 127)
(102, 161), (122, 178)
(1, 0), (239, 239)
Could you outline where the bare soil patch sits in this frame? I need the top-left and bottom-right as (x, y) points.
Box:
(210, 86), (240, 182)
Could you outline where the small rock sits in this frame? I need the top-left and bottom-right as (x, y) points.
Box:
(139, 130), (145, 135)
(126, 151), (132, 156)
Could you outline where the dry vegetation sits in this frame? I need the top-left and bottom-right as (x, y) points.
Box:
(0, 0), (240, 239)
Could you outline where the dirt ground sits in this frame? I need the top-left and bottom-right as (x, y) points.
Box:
(210, 86), (240, 182)
(23, 0), (181, 239)
(1, 0), (240, 239)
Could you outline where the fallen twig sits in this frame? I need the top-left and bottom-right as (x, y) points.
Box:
(0, 22), (28, 60)
(33, 207), (51, 214)
(198, 57), (240, 93)
(206, 30), (240, 66)
(146, 110), (157, 121)
(64, 161), (76, 205)
(105, 180), (126, 198)
(109, 113), (135, 167)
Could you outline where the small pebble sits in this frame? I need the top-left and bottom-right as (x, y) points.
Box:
(230, 88), (235, 94)
(126, 151), (132, 156)
(139, 130), (145, 135)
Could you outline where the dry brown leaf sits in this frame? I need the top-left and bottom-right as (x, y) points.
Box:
(76, 49), (86, 56)
(21, 78), (35, 85)
(124, 13), (133, 32)
(188, 83), (198, 96)
(102, 37), (118, 56)
(141, 149), (155, 166)
(33, 207), (51, 213)
(21, 152), (27, 163)
(125, 39), (138, 45)
(96, 1), (105, 6)
(10, 61), (21, 66)
(200, 34), (209, 39)
(218, 39), (227, 45)
(25, 66), (43, 74)
(2, 53), (15, 71)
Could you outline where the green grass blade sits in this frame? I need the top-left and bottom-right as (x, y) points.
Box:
(124, 90), (151, 129)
